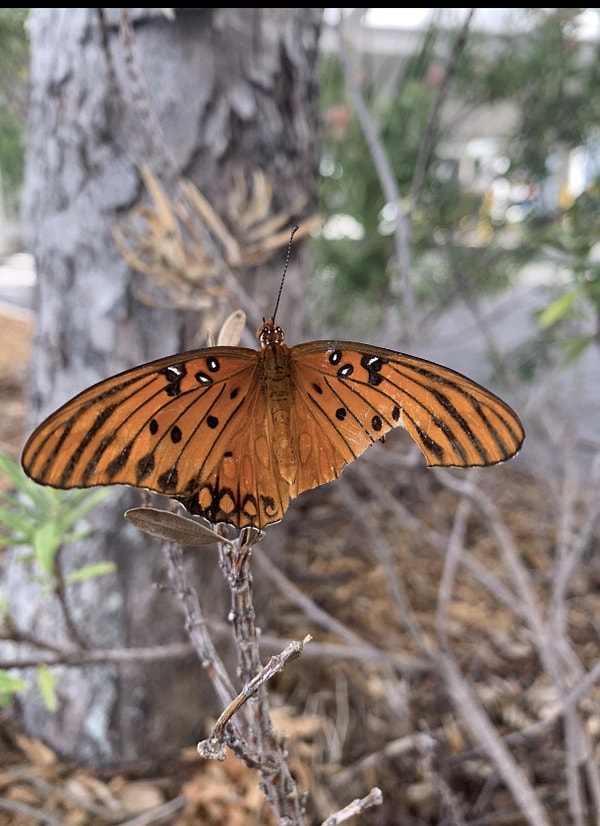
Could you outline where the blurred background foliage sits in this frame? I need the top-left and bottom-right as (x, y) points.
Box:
(1, 9), (600, 370)
(311, 8), (600, 370)
(0, 9), (28, 217)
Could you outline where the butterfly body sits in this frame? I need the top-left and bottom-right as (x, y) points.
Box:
(21, 318), (525, 530)
(257, 324), (298, 487)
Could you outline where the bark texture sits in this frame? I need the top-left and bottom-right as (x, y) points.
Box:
(11, 7), (322, 765)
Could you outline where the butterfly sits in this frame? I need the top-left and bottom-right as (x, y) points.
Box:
(21, 315), (525, 531)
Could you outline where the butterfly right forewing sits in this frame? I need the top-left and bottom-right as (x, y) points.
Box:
(290, 339), (524, 471)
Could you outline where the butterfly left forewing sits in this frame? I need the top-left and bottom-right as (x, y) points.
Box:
(22, 345), (296, 531)
(22, 346), (261, 498)
(291, 340), (524, 472)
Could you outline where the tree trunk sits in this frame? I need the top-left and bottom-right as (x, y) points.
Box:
(10, 7), (322, 765)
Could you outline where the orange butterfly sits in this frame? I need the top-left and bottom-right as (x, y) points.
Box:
(21, 316), (525, 530)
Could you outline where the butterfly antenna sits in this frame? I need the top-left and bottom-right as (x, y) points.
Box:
(271, 225), (299, 322)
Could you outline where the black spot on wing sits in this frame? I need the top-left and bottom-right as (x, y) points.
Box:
(158, 467), (179, 492)
(160, 363), (186, 397)
(360, 353), (388, 386)
(136, 452), (155, 482)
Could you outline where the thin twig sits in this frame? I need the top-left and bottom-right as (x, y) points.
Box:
(162, 539), (237, 710)
(435, 484), (473, 648)
(320, 787), (383, 826)
(440, 651), (552, 826)
(118, 795), (187, 826)
(216, 530), (308, 824)
(0, 796), (64, 825)
(0, 640), (195, 670)
(207, 635), (311, 741)
(337, 482), (430, 655)
(0, 629), (429, 672)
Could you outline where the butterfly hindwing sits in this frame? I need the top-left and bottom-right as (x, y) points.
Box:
(179, 408), (291, 528)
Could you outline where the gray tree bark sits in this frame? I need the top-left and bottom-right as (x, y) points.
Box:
(10, 7), (322, 765)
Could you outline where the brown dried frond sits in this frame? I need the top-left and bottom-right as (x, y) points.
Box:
(226, 168), (323, 267)
(112, 167), (229, 308)
(113, 165), (322, 308)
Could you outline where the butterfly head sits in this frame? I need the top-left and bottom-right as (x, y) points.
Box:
(257, 317), (285, 347)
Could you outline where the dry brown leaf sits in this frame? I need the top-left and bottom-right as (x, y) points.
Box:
(68, 771), (123, 813)
(114, 164), (321, 310)
(62, 807), (88, 826)
(14, 734), (57, 768)
(270, 705), (324, 740)
(117, 780), (166, 813)
(442, 713), (467, 754)
(5, 781), (40, 805)
(176, 754), (278, 826)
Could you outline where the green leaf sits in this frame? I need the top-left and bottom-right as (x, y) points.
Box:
(0, 505), (32, 535)
(537, 288), (583, 329)
(21, 481), (59, 512)
(0, 452), (29, 488)
(0, 670), (28, 705)
(37, 665), (57, 712)
(560, 334), (596, 366)
(0, 670), (28, 693)
(32, 522), (63, 575)
(66, 562), (117, 583)
(0, 535), (31, 549)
